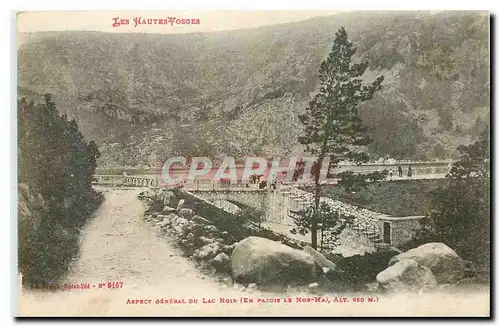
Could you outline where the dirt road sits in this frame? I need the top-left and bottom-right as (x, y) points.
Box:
(18, 188), (243, 316)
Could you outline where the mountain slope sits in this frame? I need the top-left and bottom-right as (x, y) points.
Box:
(18, 11), (490, 168)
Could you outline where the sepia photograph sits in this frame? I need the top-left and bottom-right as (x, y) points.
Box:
(14, 10), (491, 317)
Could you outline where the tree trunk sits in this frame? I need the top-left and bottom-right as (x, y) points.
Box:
(312, 179), (321, 249)
(312, 155), (324, 249)
(311, 119), (331, 249)
(320, 226), (324, 250)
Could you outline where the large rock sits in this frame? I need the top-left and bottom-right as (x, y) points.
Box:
(180, 221), (195, 237)
(162, 206), (176, 214)
(211, 253), (231, 273)
(176, 199), (185, 210)
(156, 214), (170, 221)
(231, 236), (317, 286)
(192, 215), (211, 225)
(389, 243), (465, 283)
(203, 225), (220, 238)
(220, 231), (233, 243)
(222, 243), (236, 255)
(171, 217), (189, 235)
(376, 259), (438, 293)
(182, 222), (207, 238)
(198, 236), (216, 245)
(154, 220), (170, 229)
(178, 233), (200, 255)
(138, 189), (155, 199)
(190, 223), (205, 237)
(193, 242), (224, 261)
(158, 190), (175, 206)
(303, 246), (337, 271)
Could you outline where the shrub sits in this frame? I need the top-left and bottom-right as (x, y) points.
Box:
(325, 249), (399, 291)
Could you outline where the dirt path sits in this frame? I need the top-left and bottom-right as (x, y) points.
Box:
(67, 187), (214, 287)
(17, 188), (490, 317)
(18, 187), (243, 316)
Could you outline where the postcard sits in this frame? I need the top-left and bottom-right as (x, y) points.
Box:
(15, 10), (490, 317)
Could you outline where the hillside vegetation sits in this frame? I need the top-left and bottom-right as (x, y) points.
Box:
(18, 95), (102, 286)
(18, 11), (489, 168)
(322, 180), (443, 216)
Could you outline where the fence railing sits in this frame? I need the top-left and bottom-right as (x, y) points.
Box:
(93, 175), (158, 187)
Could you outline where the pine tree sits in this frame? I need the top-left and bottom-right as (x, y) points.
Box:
(298, 27), (384, 249)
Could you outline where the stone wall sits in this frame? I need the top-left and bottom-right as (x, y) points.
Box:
(378, 218), (423, 247)
(170, 189), (307, 249)
(192, 190), (290, 224)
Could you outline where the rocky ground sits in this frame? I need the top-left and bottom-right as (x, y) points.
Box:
(141, 188), (491, 292)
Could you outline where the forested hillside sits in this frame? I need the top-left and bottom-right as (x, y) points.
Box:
(18, 95), (102, 285)
(18, 11), (489, 168)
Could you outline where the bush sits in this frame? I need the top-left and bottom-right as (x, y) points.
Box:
(325, 250), (399, 291)
(411, 129), (490, 271)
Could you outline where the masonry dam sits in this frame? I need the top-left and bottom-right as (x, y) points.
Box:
(93, 160), (454, 249)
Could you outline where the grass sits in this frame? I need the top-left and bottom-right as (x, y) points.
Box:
(318, 179), (445, 217)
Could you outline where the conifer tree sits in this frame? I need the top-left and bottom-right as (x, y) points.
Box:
(18, 93), (102, 285)
(298, 27), (384, 249)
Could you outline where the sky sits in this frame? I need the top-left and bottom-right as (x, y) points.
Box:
(17, 11), (342, 34)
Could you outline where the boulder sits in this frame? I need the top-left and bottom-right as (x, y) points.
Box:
(166, 213), (179, 220)
(178, 233), (200, 255)
(308, 282), (319, 289)
(198, 236), (216, 246)
(158, 190), (175, 206)
(389, 243), (465, 283)
(154, 220), (170, 229)
(178, 208), (194, 219)
(181, 221), (195, 237)
(193, 242), (224, 261)
(138, 189), (155, 199)
(231, 236), (317, 286)
(189, 223), (205, 237)
(376, 259), (438, 293)
(303, 246), (337, 271)
(203, 225), (220, 238)
(221, 231), (233, 243)
(162, 206), (176, 214)
(176, 199), (185, 210)
(192, 215), (211, 225)
(222, 243), (236, 255)
(182, 222), (208, 238)
(156, 214), (170, 221)
(171, 217), (189, 235)
(211, 253), (231, 273)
